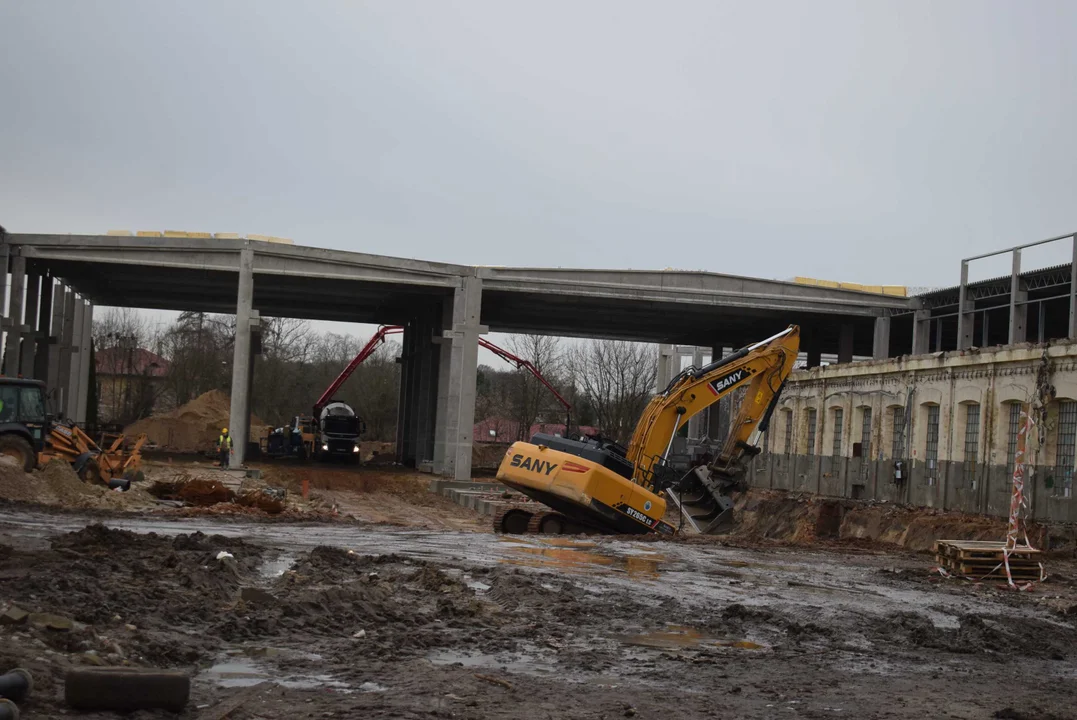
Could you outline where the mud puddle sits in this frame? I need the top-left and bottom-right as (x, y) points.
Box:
(258, 553), (298, 578)
(428, 646), (561, 677)
(0, 507), (1058, 634)
(614, 625), (765, 651)
(502, 541), (665, 578)
(201, 648), (386, 693)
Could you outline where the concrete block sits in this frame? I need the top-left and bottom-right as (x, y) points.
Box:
(0, 606), (28, 625)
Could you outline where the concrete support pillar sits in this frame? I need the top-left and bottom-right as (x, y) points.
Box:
(912, 309), (931, 356)
(19, 273), (40, 377)
(655, 344), (676, 392)
(838, 322), (854, 364)
(872, 316), (891, 360)
(1070, 234), (1077, 338)
(3, 254), (26, 375)
(432, 304), (453, 470)
(56, 289), (76, 418)
(957, 260), (973, 350)
(396, 327), (417, 466)
(686, 347), (705, 439)
(394, 309), (440, 470)
(228, 246), (255, 469)
(438, 274), (483, 480)
(65, 298), (85, 421)
(415, 316), (439, 466)
(0, 243), (8, 365)
(75, 301), (92, 423)
(34, 275), (53, 381)
(1009, 249), (1026, 345)
(1010, 291), (1028, 345)
(46, 283), (65, 413)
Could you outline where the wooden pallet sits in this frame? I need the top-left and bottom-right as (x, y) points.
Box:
(934, 539), (1045, 580)
(934, 539), (1041, 562)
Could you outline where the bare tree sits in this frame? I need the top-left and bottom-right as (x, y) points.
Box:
(157, 312), (233, 407)
(569, 339), (657, 444)
(92, 308), (162, 424)
(504, 334), (564, 439)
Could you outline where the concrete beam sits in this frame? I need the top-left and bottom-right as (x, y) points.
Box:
(228, 246), (255, 468)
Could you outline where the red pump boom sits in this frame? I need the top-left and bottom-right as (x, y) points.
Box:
(313, 326), (572, 430)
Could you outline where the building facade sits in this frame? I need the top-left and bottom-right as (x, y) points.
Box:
(754, 339), (1077, 524)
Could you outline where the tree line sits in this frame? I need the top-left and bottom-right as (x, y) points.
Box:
(92, 310), (659, 445)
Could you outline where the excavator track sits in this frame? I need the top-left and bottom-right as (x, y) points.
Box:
(526, 510), (597, 535)
(492, 506), (534, 534)
(493, 506), (596, 535)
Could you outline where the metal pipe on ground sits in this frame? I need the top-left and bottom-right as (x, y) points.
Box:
(0, 699), (17, 720)
(65, 667), (189, 713)
(0, 669), (32, 703)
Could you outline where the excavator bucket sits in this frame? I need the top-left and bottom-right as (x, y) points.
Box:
(665, 466), (737, 534)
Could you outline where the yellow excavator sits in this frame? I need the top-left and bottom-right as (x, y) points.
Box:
(493, 326), (800, 535)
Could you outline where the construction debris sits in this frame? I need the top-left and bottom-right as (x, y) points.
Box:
(148, 477), (235, 506)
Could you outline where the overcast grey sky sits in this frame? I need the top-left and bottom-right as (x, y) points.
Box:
(2, 1), (1076, 288)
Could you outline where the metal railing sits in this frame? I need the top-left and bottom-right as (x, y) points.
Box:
(957, 231), (1077, 349)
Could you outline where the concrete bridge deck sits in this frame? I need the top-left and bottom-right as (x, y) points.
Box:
(1, 233), (914, 480)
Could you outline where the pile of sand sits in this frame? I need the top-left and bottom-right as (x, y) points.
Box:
(0, 457), (157, 510)
(125, 389), (269, 452)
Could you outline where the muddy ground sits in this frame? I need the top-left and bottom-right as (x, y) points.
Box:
(1, 507), (1076, 720)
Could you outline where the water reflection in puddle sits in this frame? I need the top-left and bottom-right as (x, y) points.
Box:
(259, 554), (298, 578)
(203, 650), (384, 693)
(615, 625), (764, 651)
(428, 648), (560, 678)
(502, 542), (665, 578)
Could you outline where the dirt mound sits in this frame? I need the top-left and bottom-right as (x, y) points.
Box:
(124, 389), (269, 452)
(473, 442), (510, 468)
(213, 548), (495, 654)
(870, 611), (1070, 660)
(725, 489), (1039, 552)
(0, 458), (156, 511)
(1, 525), (263, 666)
(149, 476), (236, 506)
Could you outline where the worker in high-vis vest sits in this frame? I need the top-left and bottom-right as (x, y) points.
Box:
(218, 428), (233, 469)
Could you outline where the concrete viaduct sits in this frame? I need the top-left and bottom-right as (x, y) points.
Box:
(0, 233), (914, 480)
